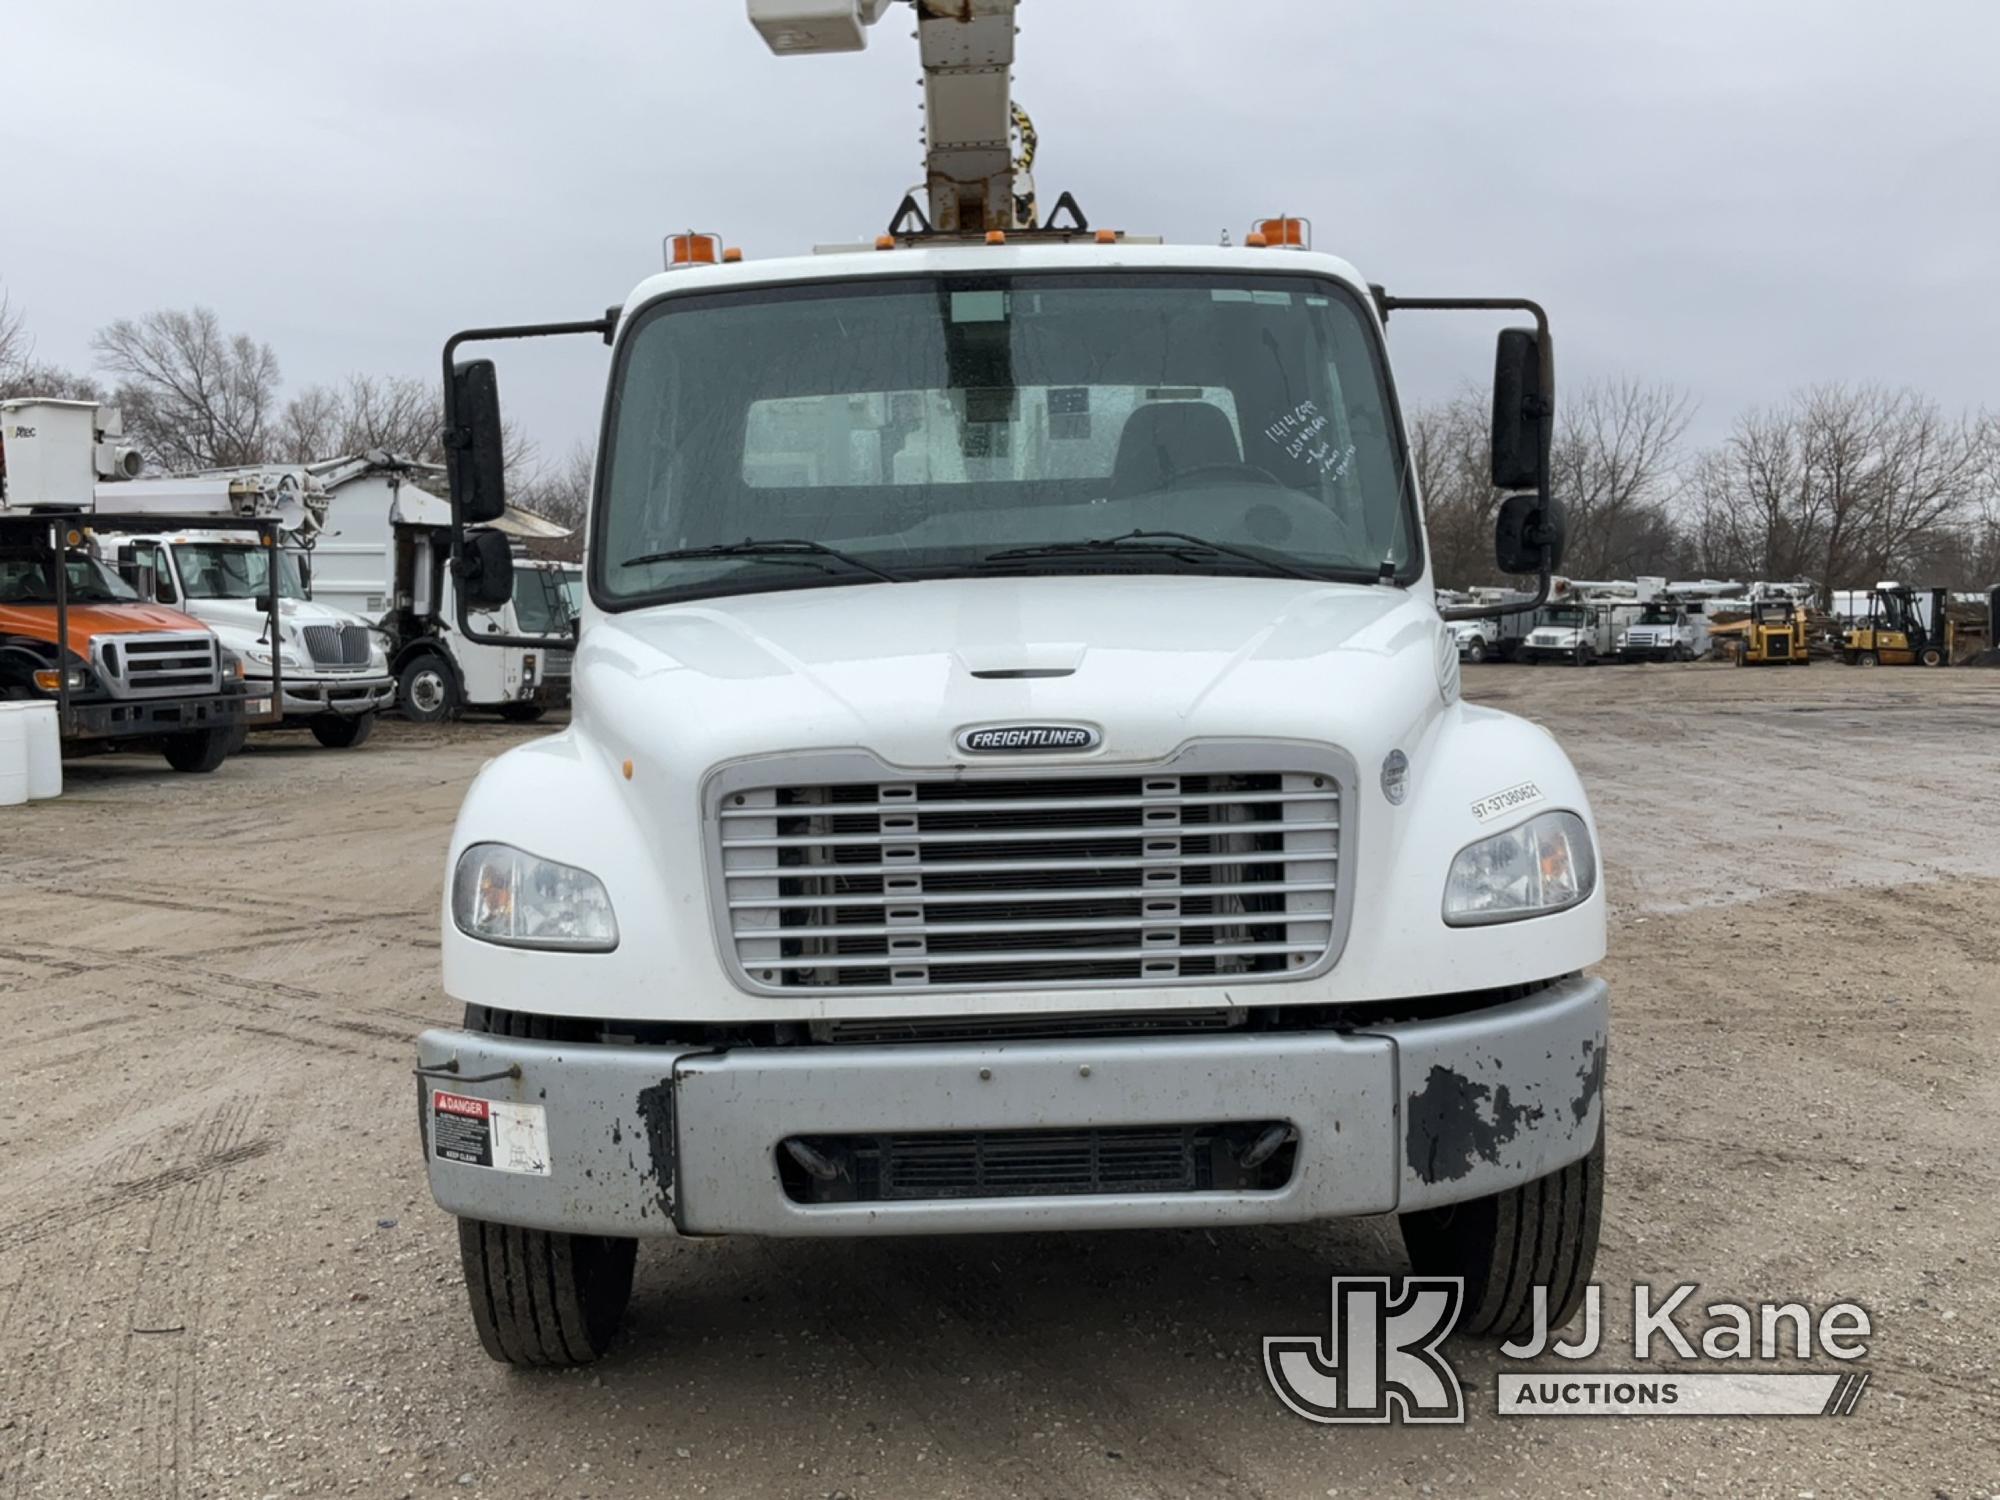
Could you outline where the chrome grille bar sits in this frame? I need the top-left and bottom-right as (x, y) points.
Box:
(709, 747), (1350, 996)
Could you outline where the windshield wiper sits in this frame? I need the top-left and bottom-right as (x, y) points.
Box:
(620, 538), (906, 583)
(976, 529), (1336, 583)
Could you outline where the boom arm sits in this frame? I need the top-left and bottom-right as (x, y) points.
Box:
(749, 0), (1029, 233)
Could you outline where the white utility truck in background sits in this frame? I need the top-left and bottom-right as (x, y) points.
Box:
(414, 0), (1606, 1369)
(93, 469), (395, 748)
(304, 455), (575, 722)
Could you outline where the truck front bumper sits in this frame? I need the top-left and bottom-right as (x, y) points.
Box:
(263, 675), (395, 719)
(416, 975), (1607, 1238)
(66, 692), (245, 743)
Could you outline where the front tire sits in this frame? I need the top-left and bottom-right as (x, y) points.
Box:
(162, 725), (234, 774)
(1399, 1132), (1604, 1340)
(310, 711), (375, 749)
(398, 654), (459, 723)
(455, 1004), (637, 1366)
(1855, 650), (1879, 668)
(1464, 640), (1488, 665)
(457, 1217), (637, 1368)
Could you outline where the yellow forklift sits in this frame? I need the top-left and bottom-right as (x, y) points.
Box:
(1844, 584), (1951, 667)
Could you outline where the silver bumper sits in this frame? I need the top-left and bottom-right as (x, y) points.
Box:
(271, 675), (395, 717)
(416, 975), (1606, 1238)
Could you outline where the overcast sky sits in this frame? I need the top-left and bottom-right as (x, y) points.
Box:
(4, 0), (1995, 465)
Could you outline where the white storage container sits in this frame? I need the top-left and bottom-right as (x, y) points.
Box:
(23, 701), (61, 799)
(0, 704), (28, 808)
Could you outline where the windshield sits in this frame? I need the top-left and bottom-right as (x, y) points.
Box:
(174, 544), (306, 601)
(1638, 608), (1676, 624)
(511, 566), (569, 635)
(0, 548), (142, 604)
(1544, 607), (1586, 627)
(595, 272), (1415, 606)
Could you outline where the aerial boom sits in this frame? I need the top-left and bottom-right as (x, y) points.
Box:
(749, 0), (1031, 233)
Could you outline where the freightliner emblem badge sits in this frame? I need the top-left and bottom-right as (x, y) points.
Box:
(956, 723), (1101, 754)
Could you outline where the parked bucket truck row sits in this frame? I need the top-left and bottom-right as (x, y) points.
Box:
(2, 398), (580, 782)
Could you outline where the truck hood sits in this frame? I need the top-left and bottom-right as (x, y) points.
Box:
(0, 600), (213, 657)
(191, 596), (364, 632)
(576, 575), (1450, 773)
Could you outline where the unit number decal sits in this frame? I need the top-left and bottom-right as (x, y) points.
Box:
(1470, 782), (1545, 823)
(432, 1091), (552, 1176)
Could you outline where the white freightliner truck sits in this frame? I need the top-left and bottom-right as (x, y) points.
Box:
(414, 0), (1608, 1367)
(303, 455), (576, 722)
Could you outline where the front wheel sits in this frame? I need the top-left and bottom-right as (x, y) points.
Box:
(1920, 647), (1944, 667)
(1573, 644), (1595, 668)
(398, 654), (459, 723)
(1399, 1132), (1604, 1339)
(457, 1217), (637, 1367)
(162, 725), (234, 774)
(1463, 640), (1488, 665)
(310, 711), (375, 749)
(1855, 650), (1879, 668)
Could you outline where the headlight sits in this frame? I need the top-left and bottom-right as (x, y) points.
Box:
(451, 843), (618, 951)
(1443, 810), (1596, 926)
(242, 646), (301, 670)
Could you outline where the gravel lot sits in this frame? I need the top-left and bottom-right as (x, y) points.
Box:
(3, 665), (1996, 1499)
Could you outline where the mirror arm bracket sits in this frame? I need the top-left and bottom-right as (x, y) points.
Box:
(441, 314), (615, 650)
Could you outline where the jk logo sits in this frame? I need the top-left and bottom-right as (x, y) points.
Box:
(1264, 1277), (1466, 1424)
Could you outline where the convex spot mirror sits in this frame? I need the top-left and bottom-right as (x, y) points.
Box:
(1491, 327), (1548, 492)
(449, 358), (508, 527)
(460, 528), (515, 611)
(1495, 492), (1567, 575)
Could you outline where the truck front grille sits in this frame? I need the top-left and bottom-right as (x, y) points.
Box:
(300, 623), (372, 668)
(543, 650), (573, 681)
(713, 747), (1344, 995)
(105, 632), (220, 697)
(777, 1122), (1298, 1203)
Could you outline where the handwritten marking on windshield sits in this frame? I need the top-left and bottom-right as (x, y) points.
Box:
(1264, 401), (1358, 478)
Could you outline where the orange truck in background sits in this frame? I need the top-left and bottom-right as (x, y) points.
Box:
(2, 401), (257, 773)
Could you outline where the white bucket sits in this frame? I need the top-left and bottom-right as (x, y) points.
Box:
(23, 702), (61, 799)
(0, 705), (27, 809)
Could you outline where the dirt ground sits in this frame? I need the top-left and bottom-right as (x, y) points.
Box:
(3, 665), (1997, 1499)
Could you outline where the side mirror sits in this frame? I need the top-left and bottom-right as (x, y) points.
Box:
(447, 359), (508, 526)
(1491, 327), (1549, 491)
(1495, 492), (1567, 575)
(253, 593), (274, 615)
(459, 527), (515, 611)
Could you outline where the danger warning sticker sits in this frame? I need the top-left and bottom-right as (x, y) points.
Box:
(432, 1091), (551, 1176)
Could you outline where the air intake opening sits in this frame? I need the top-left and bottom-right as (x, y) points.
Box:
(777, 1121), (1298, 1203)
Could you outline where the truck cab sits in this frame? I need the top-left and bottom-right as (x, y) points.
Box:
(1519, 601), (1620, 664)
(103, 529), (394, 747)
(1617, 602), (1699, 663)
(411, 0), (1606, 1370)
(0, 537), (247, 771)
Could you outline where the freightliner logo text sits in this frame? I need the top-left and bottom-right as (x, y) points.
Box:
(956, 724), (1101, 754)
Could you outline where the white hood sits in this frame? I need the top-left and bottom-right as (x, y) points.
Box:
(575, 574), (1450, 774)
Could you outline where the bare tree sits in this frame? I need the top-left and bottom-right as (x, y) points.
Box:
(91, 307), (283, 470)
(280, 373), (446, 463)
(1548, 379), (1693, 579)
(511, 441), (593, 560)
(1409, 393), (1504, 588)
(0, 286), (27, 377)
(1691, 385), (1988, 591)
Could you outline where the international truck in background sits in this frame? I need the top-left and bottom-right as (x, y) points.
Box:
(303, 455), (576, 721)
(90, 467), (395, 748)
(413, 0), (1607, 1368)
(1446, 583), (1562, 662)
(1, 399), (259, 772)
